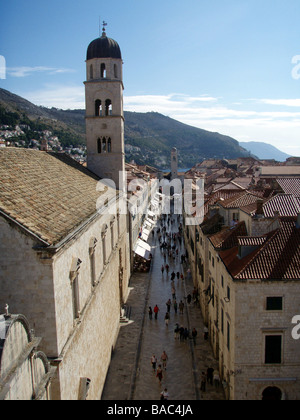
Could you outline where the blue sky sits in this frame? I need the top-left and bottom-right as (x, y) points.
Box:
(1, 0), (300, 156)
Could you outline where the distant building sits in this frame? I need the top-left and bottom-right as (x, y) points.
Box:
(171, 147), (178, 180)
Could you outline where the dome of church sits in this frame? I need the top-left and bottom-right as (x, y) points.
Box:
(87, 31), (122, 60)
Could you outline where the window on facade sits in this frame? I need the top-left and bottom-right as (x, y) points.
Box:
(90, 64), (93, 80)
(89, 238), (98, 288)
(221, 308), (224, 334)
(266, 297), (283, 311)
(102, 237), (106, 267)
(114, 64), (118, 78)
(227, 322), (230, 351)
(190, 238), (195, 255)
(265, 335), (282, 364)
(102, 138), (107, 153)
(107, 138), (112, 153)
(72, 273), (80, 320)
(95, 100), (102, 117)
(97, 138), (102, 154)
(101, 63), (106, 78)
(110, 221), (114, 251)
(70, 258), (82, 320)
(227, 286), (231, 302)
(105, 99), (112, 116)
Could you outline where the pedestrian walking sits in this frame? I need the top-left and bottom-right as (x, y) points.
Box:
(160, 388), (169, 401)
(179, 326), (185, 342)
(173, 300), (178, 314)
(166, 299), (171, 313)
(165, 312), (170, 327)
(148, 307), (153, 320)
(171, 286), (176, 300)
(174, 323), (180, 339)
(156, 365), (163, 384)
(179, 300), (184, 315)
(204, 326), (209, 340)
(161, 351), (168, 371)
(200, 372), (207, 392)
(184, 328), (189, 341)
(151, 354), (157, 372)
(207, 367), (214, 385)
(161, 265), (165, 276)
(154, 305), (160, 320)
(192, 328), (198, 345)
(213, 371), (220, 389)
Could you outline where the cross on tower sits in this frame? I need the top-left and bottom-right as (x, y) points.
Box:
(101, 20), (108, 37)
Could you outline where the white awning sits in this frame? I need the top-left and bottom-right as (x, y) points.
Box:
(146, 218), (155, 226)
(134, 239), (151, 260)
(144, 220), (153, 230)
(134, 245), (150, 260)
(136, 239), (151, 252)
(141, 229), (150, 241)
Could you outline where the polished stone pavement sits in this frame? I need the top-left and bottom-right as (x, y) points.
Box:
(102, 217), (225, 401)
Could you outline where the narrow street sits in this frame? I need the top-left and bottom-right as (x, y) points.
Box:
(102, 214), (225, 401)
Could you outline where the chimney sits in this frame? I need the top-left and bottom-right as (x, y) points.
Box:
(41, 138), (48, 152)
(256, 199), (264, 216)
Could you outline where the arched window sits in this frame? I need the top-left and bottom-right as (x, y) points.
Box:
(107, 137), (112, 153)
(90, 64), (94, 80)
(70, 258), (82, 320)
(114, 64), (118, 78)
(95, 100), (102, 116)
(97, 138), (102, 154)
(105, 99), (112, 116)
(102, 137), (107, 153)
(101, 63), (106, 78)
(101, 225), (108, 267)
(89, 237), (98, 288)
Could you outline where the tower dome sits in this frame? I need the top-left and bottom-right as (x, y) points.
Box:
(87, 28), (122, 60)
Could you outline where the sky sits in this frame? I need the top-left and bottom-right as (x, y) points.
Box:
(1, 0), (300, 156)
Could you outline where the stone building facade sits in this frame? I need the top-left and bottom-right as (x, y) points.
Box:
(184, 189), (300, 400)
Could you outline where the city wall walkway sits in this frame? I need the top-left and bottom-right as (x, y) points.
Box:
(102, 216), (225, 401)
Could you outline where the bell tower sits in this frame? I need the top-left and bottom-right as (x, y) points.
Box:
(171, 147), (178, 180)
(85, 23), (125, 191)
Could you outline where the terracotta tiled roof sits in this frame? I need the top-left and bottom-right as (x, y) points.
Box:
(209, 221), (247, 250)
(0, 149), (111, 246)
(263, 194), (300, 218)
(277, 178), (300, 198)
(218, 191), (262, 209)
(220, 217), (300, 280)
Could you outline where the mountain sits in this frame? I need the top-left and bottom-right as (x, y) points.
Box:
(0, 88), (251, 168)
(239, 141), (291, 162)
(124, 111), (250, 168)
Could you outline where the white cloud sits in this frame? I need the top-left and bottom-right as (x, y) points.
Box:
(259, 98), (300, 107)
(8, 66), (75, 78)
(22, 85), (85, 109)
